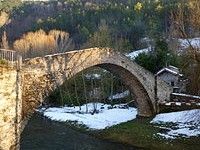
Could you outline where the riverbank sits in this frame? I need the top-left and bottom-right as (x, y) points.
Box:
(20, 113), (138, 150)
(93, 118), (200, 150)
(37, 104), (200, 150)
(21, 111), (200, 150)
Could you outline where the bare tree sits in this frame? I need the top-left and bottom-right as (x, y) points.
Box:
(1, 31), (9, 49)
(169, 0), (200, 94)
(189, 0), (200, 34)
(49, 30), (74, 53)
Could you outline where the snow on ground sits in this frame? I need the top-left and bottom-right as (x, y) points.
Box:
(126, 38), (200, 59)
(40, 103), (137, 130)
(151, 109), (200, 139)
(108, 90), (130, 100)
(156, 68), (183, 76)
(85, 74), (101, 80)
(126, 47), (152, 59)
(171, 93), (200, 99)
(179, 38), (200, 49)
(39, 102), (200, 138)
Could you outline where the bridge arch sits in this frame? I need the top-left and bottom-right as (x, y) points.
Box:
(58, 62), (155, 117)
(22, 48), (165, 119)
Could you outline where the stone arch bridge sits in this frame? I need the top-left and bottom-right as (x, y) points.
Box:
(22, 47), (173, 118)
(0, 47), (175, 150)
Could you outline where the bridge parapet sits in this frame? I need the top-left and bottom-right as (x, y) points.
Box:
(0, 49), (17, 66)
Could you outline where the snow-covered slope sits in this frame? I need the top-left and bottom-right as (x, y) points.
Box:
(126, 47), (151, 59)
(179, 38), (200, 49)
(151, 109), (200, 139)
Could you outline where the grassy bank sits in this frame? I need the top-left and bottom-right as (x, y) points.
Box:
(39, 107), (200, 150)
(89, 118), (200, 150)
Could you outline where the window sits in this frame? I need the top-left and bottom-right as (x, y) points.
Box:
(171, 81), (174, 86)
(173, 87), (180, 93)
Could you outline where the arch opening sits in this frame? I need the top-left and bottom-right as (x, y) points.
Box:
(46, 66), (134, 108)
(43, 63), (155, 117)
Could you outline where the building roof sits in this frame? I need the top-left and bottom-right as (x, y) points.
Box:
(156, 66), (183, 77)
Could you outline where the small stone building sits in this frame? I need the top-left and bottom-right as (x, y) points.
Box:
(156, 65), (187, 93)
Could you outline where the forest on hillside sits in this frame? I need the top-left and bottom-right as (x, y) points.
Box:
(0, 0), (200, 102)
(1, 0), (191, 49)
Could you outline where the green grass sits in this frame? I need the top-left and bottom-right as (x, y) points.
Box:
(89, 118), (200, 150)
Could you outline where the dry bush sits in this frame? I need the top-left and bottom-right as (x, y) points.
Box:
(0, 12), (9, 27)
(49, 30), (73, 53)
(13, 29), (74, 58)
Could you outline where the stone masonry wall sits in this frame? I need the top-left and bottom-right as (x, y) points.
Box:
(157, 76), (173, 102)
(0, 66), (22, 150)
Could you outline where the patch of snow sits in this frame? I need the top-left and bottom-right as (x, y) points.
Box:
(179, 38), (200, 49)
(140, 37), (152, 43)
(167, 128), (200, 138)
(175, 102), (181, 106)
(40, 103), (137, 130)
(172, 93), (200, 99)
(126, 47), (151, 59)
(151, 109), (200, 125)
(186, 103), (191, 106)
(151, 109), (200, 139)
(156, 68), (182, 76)
(108, 90), (130, 100)
(165, 103), (171, 106)
(85, 74), (101, 80)
(168, 65), (179, 71)
(157, 133), (176, 139)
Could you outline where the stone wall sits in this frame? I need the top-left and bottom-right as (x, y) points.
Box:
(0, 66), (22, 150)
(157, 76), (173, 103)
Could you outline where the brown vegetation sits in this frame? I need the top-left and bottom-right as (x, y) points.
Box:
(0, 12), (9, 27)
(13, 29), (74, 58)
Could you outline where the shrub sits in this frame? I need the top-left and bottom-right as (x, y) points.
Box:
(13, 29), (73, 58)
(0, 59), (7, 65)
(135, 40), (180, 73)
